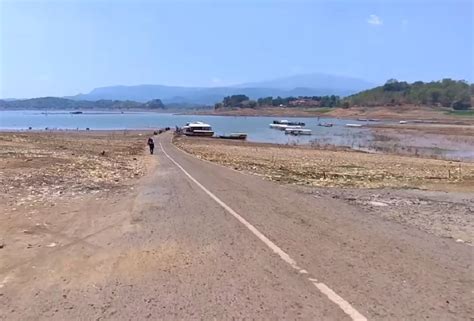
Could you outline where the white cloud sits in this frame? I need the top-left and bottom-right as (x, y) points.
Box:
(367, 14), (383, 26)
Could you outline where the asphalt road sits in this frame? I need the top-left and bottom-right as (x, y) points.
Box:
(1, 134), (472, 320)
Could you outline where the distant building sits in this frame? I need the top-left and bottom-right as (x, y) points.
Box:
(289, 99), (321, 107)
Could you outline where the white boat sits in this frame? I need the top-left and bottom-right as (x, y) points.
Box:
(182, 122), (214, 137)
(273, 119), (305, 126)
(269, 124), (303, 130)
(285, 128), (312, 135)
(345, 123), (363, 128)
(219, 133), (247, 140)
(269, 123), (284, 129)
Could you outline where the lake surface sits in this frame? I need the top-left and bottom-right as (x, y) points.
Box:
(1, 110), (470, 161)
(0, 110), (376, 148)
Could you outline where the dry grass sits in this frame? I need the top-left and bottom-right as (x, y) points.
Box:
(174, 136), (474, 191)
(0, 131), (148, 206)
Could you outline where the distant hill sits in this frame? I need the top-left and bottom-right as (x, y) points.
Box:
(70, 73), (374, 104)
(345, 79), (472, 109)
(0, 97), (165, 110)
(237, 73), (374, 91)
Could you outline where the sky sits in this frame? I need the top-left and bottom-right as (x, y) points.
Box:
(0, 0), (472, 98)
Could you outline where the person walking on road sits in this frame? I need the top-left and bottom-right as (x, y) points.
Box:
(147, 137), (155, 155)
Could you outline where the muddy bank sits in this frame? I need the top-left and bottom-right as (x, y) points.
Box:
(174, 136), (474, 243)
(362, 123), (474, 161)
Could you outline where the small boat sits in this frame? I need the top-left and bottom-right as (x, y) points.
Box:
(70, 111), (83, 114)
(285, 128), (312, 135)
(399, 120), (408, 124)
(318, 123), (333, 127)
(273, 120), (305, 126)
(269, 124), (303, 130)
(269, 123), (284, 129)
(182, 121), (214, 137)
(345, 123), (363, 128)
(219, 133), (247, 140)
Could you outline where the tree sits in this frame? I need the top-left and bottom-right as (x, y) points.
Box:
(144, 99), (165, 109)
(241, 100), (257, 108)
(223, 95), (249, 107)
(430, 90), (441, 104)
(451, 99), (471, 110)
(257, 96), (273, 106)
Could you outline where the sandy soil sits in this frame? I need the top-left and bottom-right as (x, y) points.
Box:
(174, 136), (474, 243)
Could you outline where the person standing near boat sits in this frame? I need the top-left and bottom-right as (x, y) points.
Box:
(147, 137), (155, 155)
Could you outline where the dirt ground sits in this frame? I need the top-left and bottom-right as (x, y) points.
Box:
(0, 131), (153, 271)
(0, 131), (473, 320)
(174, 136), (474, 243)
(0, 131), (147, 207)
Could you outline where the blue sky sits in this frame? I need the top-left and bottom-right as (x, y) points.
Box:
(1, 0), (472, 98)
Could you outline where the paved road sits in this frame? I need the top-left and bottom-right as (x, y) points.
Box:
(1, 134), (472, 320)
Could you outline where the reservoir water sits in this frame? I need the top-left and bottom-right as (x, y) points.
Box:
(0, 110), (375, 148)
(1, 110), (470, 160)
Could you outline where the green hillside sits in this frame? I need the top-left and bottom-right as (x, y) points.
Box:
(345, 79), (472, 110)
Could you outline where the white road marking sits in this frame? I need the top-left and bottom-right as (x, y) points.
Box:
(160, 141), (368, 321)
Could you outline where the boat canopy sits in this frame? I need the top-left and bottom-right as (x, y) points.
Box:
(186, 121), (212, 128)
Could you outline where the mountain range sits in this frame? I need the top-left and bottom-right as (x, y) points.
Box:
(70, 73), (375, 105)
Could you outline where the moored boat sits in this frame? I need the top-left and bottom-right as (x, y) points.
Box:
(318, 122), (333, 127)
(284, 128), (312, 135)
(219, 133), (247, 140)
(182, 121), (214, 137)
(269, 123), (303, 130)
(273, 120), (305, 126)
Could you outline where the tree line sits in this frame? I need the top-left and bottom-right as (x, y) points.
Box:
(214, 79), (472, 110)
(0, 97), (165, 110)
(347, 79), (472, 110)
(215, 94), (342, 109)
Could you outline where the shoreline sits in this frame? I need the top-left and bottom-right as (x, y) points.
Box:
(184, 106), (474, 124)
(2, 120), (472, 161)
